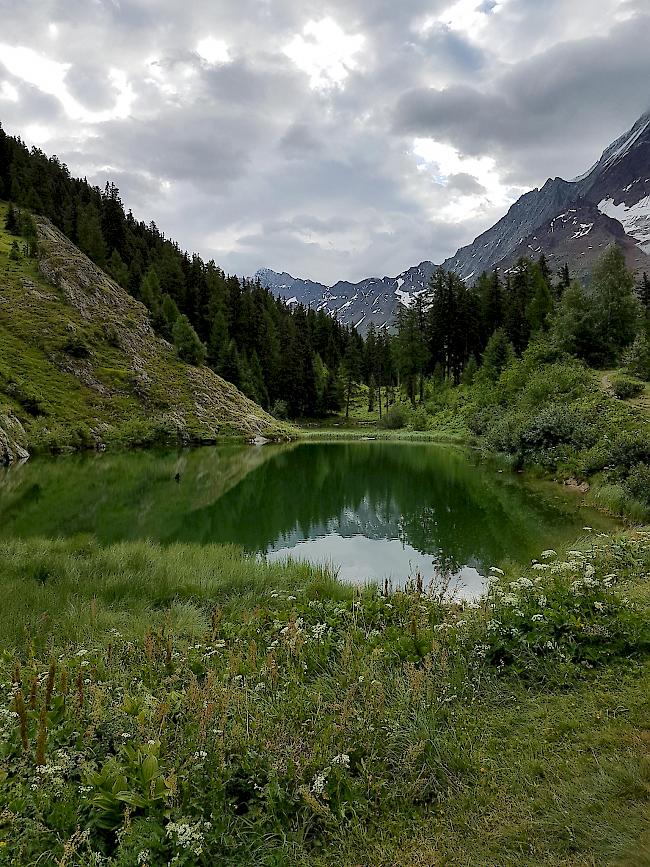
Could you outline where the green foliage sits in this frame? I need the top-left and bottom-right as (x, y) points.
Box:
(623, 330), (650, 380)
(610, 372), (645, 399)
(379, 403), (409, 429)
(4, 201), (18, 233)
(8, 239), (20, 261)
(484, 542), (650, 678)
(409, 405), (430, 431)
(172, 315), (206, 366)
(479, 328), (514, 381)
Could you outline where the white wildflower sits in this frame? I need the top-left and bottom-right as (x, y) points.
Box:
(332, 753), (350, 768)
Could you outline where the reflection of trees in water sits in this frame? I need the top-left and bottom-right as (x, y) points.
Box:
(179, 443), (592, 574)
(0, 442), (606, 577)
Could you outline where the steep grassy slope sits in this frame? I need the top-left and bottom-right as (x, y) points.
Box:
(0, 203), (289, 458)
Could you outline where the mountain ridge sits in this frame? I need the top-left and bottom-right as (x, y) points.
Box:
(257, 108), (650, 329)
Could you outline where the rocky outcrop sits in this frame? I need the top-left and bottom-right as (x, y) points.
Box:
(0, 412), (29, 464)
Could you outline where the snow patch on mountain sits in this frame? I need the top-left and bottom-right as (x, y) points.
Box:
(598, 196), (650, 253)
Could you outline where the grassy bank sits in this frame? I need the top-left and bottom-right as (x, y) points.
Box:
(2, 531), (650, 865)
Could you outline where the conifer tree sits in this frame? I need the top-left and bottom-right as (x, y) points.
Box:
(172, 314), (206, 366)
(591, 245), (639, 363)
(77, 202), (106, 266)
(480, 329), (514, 381)
(4, 202), (18, 234)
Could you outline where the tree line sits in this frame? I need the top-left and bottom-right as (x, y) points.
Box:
(391, 250), (650, 403)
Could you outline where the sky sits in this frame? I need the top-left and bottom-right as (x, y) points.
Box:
(1, 0), (649, 284)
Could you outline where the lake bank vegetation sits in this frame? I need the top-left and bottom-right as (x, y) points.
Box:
(2, 529), (650, 865)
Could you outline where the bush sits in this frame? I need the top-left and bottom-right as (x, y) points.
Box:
(484, 543), (650, 677)
(270, 399), (289, 420)
(610, 372), (645, 399)
(379, 404), (408, 429)
(623, 331), (650, 380)
(409, 406), (430, 431)
(62, 334), (91, 358)
(625, 463), (650, 507)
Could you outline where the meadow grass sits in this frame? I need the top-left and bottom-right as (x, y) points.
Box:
(1, 531), (650, 865)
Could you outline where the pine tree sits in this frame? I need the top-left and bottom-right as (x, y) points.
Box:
(591, 245), (639, 363)
(526, 263), (553, 332)
(480, 329), (514, 381)
(638, 272), (650, 316)
(172, 314), (206, 366)
(551, 279), (598, 362)
(207, 309), (229, 370)
(108, 249), (129, 288)
(9, 239), (21, 261)
(4, 202), (18, 234)
(139, 267), (162, 312)
(161, 293), (180, 340)
(77, 202), (106, 266)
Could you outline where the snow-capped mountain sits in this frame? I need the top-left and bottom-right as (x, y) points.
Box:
(257, 108), (650, 329)
(255, 262), (437, 332)
(443, 108), (650, 282)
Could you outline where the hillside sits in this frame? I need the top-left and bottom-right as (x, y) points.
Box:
(0, 203), (289, 462)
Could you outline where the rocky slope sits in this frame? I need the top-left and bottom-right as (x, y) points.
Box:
(258, 108), (650, 327)
(0, 206), (289, 461)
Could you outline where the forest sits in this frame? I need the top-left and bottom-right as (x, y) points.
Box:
(2, 123), (649, 428)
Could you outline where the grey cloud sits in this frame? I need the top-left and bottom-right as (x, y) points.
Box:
(446, 173), (487, 195)
(2, 0), (649, 283)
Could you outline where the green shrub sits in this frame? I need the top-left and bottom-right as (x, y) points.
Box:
(623, 331), (650, 380)
(62, 334), (91, 359)
(379, 404), (408, 429)
(610, 373), (645, 399)
(484, 545), (650, 678)
(409, 406), (430, 431)
(625, 463), (650, 507)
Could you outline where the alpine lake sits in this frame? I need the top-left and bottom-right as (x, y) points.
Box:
(0, 441), (616, 599)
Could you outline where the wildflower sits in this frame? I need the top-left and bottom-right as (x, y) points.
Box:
(489, 567), (504, 575)
(594, 601), (605, 611)
(532, 563), (548, 571)
(332, 753), (350, 768)
(287, 595), (297, 602)
(582, 526), (593, 531)
(531, 614), (544, 622)
(137, 851), (150, 866)
(312, 772), (327, 794)
(541, 550), (557, 559)
(584, 564), (596, 578)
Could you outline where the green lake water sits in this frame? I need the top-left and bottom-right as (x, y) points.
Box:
(0, 441), (615, 596)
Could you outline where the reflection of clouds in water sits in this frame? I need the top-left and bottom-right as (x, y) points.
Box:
(264, 533), (485, 598)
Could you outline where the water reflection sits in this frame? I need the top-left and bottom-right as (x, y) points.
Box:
(0, 441), (613, 593)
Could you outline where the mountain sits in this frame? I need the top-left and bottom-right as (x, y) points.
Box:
(258, 109), (650, 328)
(256, 261), (437, 332)
(0, 203), (289, 463)
(443, 109), (650, 282)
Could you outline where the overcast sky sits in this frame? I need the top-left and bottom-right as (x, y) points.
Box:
(1, 0), (649, 284)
